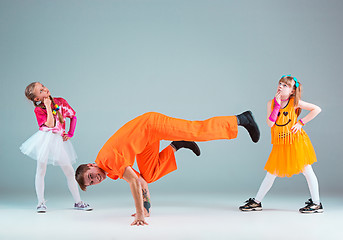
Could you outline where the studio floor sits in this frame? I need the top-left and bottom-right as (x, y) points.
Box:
(0, 193), (342, 240)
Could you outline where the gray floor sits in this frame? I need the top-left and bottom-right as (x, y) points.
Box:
(0, 193), (342, 240)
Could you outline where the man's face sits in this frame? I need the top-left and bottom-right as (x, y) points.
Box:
(84, 164), (107, 187)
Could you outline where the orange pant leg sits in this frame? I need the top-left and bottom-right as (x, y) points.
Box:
(136, 142), (176, 183)
(133, 112), (237, 183)
(145, 112), (238, 143)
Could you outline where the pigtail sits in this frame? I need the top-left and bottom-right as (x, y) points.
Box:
(281, 76), (302, 116)
(292, 81), (302, 116)
(49, 95), (64, 124)
(292, 82), (301, 106)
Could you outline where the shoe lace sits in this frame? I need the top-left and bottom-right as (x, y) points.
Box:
(245, 198), (255, 204)
(303, 198), (318, 210)
(304, 198), (313, 207)
(76, 201), (89, 208)
(37, 200), (47, 208)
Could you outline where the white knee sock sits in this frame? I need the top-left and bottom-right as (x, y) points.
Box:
(302, 165), (320, 204)
(60, 164), (81, 203)
(35, 162), (47, 204)
(255, 172), (277, 203)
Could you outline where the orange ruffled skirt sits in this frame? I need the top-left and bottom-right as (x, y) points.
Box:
(264, 131), (317, 177)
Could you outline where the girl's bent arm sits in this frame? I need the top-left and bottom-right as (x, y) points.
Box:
(297, 100), (321, 124)
(43, 98), (54, 128)
(266, 100), (275, 128)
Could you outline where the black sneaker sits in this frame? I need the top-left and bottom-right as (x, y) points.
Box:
(236, 111), (260, 143)
(239, 198), (262, 211)
(171, 141), (201, 156)
(299, 199), (324, 213)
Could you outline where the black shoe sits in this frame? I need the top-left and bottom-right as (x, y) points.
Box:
(171, 141), (201, 156)
(239, 198), (262, 211)
(299, 199), (324, 213)
(236, 111), (260, 143)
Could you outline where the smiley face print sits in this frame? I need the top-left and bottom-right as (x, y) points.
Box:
(275, 111), (291, 127)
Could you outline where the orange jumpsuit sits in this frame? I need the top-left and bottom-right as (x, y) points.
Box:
(95, 112), (238, 183)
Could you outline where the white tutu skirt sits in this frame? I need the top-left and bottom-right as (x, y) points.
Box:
(20, 130), (77, 166)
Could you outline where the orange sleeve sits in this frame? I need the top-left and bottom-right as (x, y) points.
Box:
(95, 149), (135, 180)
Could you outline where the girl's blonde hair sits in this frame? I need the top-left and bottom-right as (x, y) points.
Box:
(279, 76), (302, 115)
(25, 82), (64, 124)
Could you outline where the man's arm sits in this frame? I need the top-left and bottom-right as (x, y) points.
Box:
(122, 166), (148, 226)
(138, 176), (151, 216)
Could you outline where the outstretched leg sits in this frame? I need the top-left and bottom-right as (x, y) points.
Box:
(302, 165), (320, 204)
(299, 165), (323, 213)
(146, 112), (239, 143)
(142, 111), (259, 143)
(60, 163), (93, 211)
(239, 172), (276, 211)
(255, 172), (277, 203)
(60, 163), (81, 203)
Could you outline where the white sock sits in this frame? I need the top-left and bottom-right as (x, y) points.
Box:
(255, 172), (277, 203)
(302, 165), (320, 204)
(35, 161), (47, 204)
(60, 163), (81, 203)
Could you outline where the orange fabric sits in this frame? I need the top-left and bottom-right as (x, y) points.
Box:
(265, 98), (317, 177)
(136, 144), (176, 183)
(95, 112), (238, 183)
(271, 98), (300, 144)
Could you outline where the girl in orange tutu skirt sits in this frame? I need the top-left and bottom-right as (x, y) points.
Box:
(239, 75), (323, 213)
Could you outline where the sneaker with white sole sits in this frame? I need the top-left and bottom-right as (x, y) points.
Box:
(74, 201), (93, 211)
(239, 198), (262, 211)
(299, 199), (323, 213)
(37, 201), (47, 213)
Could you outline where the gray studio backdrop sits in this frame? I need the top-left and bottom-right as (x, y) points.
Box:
(1, 0), (342, 200)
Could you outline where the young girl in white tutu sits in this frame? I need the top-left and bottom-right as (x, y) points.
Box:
(20, 82), (92, 213)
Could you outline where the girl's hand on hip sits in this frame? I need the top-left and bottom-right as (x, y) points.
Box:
(291, 122), (302, 134)
(62, 134), (71, 141)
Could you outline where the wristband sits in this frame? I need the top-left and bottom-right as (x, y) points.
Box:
(299, 119), (305, 126)
(67, 116), (77, 138)
(268, 98), (281, 122)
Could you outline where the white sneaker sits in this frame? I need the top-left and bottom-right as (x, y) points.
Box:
(37, 201), (47, 213)
(74, 201), (93, 211)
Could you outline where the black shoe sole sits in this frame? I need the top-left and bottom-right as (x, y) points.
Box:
(240, 207), (263, 211)
(299, 209), (324, 213)
(173, 141), (201, 156)
(191, 142), (201, 156)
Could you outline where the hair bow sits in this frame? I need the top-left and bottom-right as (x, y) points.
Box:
(281, 74), (299, 88)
